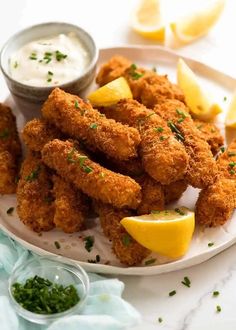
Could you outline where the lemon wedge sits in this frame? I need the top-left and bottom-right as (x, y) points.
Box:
(170, 0), (225, 44)
(177, 58), (222, 121)
(121, 207), (195, 259)
(87, 77), (133, 107)
(131, 0), (165, 42)
(225, 90), (236, 128)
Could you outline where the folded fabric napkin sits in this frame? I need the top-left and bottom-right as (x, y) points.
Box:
(0, 231), (141, 330)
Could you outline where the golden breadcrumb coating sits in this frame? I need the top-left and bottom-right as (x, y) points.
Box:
(94, 201), (149, 266)
(41, 88), (140, 160)
(96, 55), (185, 107)
(154, 99), (218, 189)
(194, 120), (224, 156)
(196, 139), (236, 227)
(100, 99), (189, 184)
(22, 118), (62, 152)
(0, 103), (21, 194)
(0, 151), (18, 194)
(135, 174), (164, 215)
(163, 180), (188, 204)
(52, 175), (88, 233)
(17, 152), (55, 232)
(42, 139), (142, 209)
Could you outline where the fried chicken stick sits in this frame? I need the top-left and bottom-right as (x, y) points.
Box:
(196, 139), (236, 227)
(154, 99), (218, 188)
(194, 120), (224, 156)
(100, 99), (189, 184)
(52, 175), (88, 233)
(41, 88), (140, 160)
(94, 201), (149, 265)
(22, 118), (62, 152)
(42, 139), (142, 209)
(96, 55), (185, 107)
(136, 174), (164, 215)
(17, 152), (55, 232)
(0, 103), (21, 194)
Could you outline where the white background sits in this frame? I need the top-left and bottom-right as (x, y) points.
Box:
(1, 1), (236, 329)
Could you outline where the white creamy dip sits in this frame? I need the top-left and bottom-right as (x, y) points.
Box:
(9, 32), (90, 87)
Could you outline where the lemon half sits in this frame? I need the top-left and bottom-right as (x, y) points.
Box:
(170, 0), (225, 44)
(121, 207), (195, 259)
(225, 90), (236, 128)
(131, 0), (165, 42)
(177, 58), (222, 121)
(87, 77), (133, 107)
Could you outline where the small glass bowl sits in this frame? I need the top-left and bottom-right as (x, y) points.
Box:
(8, 256), (90, 324)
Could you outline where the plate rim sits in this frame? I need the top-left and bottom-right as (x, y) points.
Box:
(1, 44), (236, 276)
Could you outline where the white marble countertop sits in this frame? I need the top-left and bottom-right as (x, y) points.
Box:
(1, 1), (236, 329)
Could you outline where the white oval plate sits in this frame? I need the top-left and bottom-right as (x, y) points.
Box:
(0, 45), (236, 276)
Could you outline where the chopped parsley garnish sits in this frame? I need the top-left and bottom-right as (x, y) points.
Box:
(54, 241), (61, 249)
(25, 165), (40, 182)
(175, 208), (185, 216)
(75, 100), (79, 108)
(90, 123), (98, 129)
(84, 236), (94, 252)
(216, 305), (221, 313)
(169, 290), (176, 297)
(29, 52), (37, 60)
(14, 61), (18, 69)
(158, 317), (163, 323)
(83, 165), (93, 173)
(213, 291), (220, 297)
(181, 276), (191, 288)
(159, 135), (167, 141)
(48, 71), (53, 76)
(0, 128), (10, 139)
(145, 258), (156, 265)
(208, 242), (214, 247)
(12, 275), (80, 314)
(229, 161), (236, 167)
(176, 108), (189, 123)
(6, 207), (14, 215)
(128, 63), (144, 80)
(223, 96), (227, 101)
(47, 78), (52, 83)
(229, 169), (235, 175)
(122, 234), (132, 247)
(228, 152), (236, 157)
(88, 255), (100, 263)
(152, 67), (157, 73)
(168, 121), (184, 142)
(67, 147), (77, 163)
(67, 149), (93, 173)
(43, 52), (52, 64)
(154, 127), (164, 133)
(55, 50), (67, 61)
(220, 146), (225, 153)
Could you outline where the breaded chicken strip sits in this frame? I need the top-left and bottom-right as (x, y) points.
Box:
(96, 55), (184, 107)
(163, 180), (188, 204)
(196, 140), (236, 227)
(100, 99), (189, 184)
(194, 120), (224, 156)
(0, 151), (18, 194)
(0, 103), (21, 194)
(42, 88), (140, 160)
(17, 152), (55, 232)
(154, 100), (218, 188)
(42, 139), (142, 209)
(94, 201), (149, 265)
(135, 174), (164, 215)
(52, 175), (88, 233)
(22, 118), (62, 152)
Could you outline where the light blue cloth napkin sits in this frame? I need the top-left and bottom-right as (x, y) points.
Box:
(0, 231), (141, 330)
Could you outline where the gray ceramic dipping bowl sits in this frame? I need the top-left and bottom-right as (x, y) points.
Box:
(0, 22), (98, 118)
